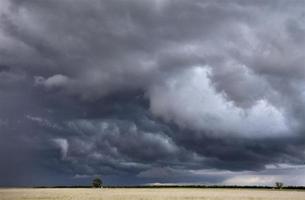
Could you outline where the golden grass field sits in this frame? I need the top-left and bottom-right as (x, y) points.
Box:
(0, 188), (305, 200)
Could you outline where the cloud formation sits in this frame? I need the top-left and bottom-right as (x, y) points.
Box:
(149, 66), (289, 137)
(0, 0), (305, 186)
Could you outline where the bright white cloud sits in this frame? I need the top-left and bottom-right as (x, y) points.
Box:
(149, 66), (289, 137)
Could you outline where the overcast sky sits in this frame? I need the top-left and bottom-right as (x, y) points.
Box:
(0, 0), (305, 186)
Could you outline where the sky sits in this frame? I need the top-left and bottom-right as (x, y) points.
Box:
(0, 0), (305, 187)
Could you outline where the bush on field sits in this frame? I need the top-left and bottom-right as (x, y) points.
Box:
(275, 182), (284, 189)
(92, 178), (103, 188)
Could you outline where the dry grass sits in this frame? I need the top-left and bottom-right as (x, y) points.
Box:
(0, 188), (305, 200)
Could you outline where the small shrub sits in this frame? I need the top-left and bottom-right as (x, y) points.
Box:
(92, 177), (102, 188)
(275, 182), (283, 189)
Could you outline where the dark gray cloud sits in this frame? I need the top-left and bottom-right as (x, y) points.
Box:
(0, 0), (305, 186)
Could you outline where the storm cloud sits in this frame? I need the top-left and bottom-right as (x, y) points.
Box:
(0, 0), (305, 186)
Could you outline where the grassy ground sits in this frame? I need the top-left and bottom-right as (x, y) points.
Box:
(1, 188), (305, 200)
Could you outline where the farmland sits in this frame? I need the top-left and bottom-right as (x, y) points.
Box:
(1, 188), (305, 200)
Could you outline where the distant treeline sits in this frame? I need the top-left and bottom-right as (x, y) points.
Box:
(33, 185), (305, 190)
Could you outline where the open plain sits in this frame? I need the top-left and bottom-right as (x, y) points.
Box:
(0, 188), (305, 200)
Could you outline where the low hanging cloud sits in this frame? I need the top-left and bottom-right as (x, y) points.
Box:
(0, 0), (305, 186)
(53, 138), (69, 160)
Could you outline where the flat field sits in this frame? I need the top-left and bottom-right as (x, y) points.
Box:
(0, 188), (305, 200)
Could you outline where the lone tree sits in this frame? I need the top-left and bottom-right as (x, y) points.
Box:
(92, 177), (103, 188)
(275, 182), (284, 189)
